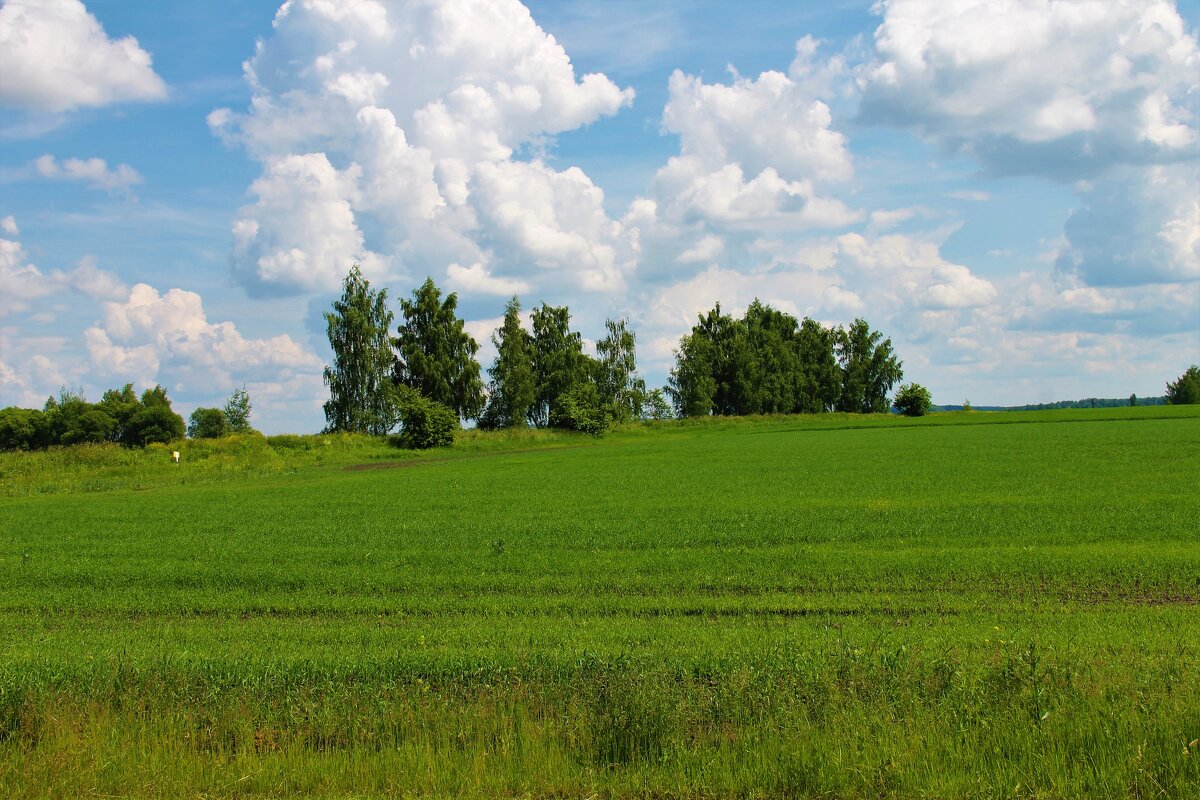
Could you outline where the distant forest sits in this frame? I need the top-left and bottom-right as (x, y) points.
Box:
(937, 396), (1168, 412)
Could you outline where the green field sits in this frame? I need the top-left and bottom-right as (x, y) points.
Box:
(2, 407), (1199, 798)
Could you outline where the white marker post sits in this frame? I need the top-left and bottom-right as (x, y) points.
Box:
(172, 450), (180, 464)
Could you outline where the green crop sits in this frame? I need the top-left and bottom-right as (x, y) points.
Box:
(1, 406), (1198, 798)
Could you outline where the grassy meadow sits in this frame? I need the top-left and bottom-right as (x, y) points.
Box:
(1, 406), (1198, 798)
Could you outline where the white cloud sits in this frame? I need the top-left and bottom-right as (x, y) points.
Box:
(1055, 165), (1200, 287)
(34, 154), (143, 192)
(0, 238), (55, 318)
(859, 0), (1199, 173)
(86, 282), (323, 392)
(678, 234), (724, 264)
(0, 216), (18, 235)
(662, 57), (852, 185)
(231, 153), (384, 296)
(215, 0), (634, 298)
(0, 0), (167, 113)
(446, 262), (530, 296)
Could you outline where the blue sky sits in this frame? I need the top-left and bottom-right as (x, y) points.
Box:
(2, 0), (1197, 433)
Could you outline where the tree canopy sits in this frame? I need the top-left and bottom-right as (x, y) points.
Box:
(323, 265), (396, 435)
(393, 278), (484, 422)
(480, 296), (537, 430)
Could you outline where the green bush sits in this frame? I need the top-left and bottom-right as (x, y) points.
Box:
(893, 383), (933, 417)
(550, 383), (612, 436)
(1166, 365), (1200, 405)
(393, 390), (457, 449)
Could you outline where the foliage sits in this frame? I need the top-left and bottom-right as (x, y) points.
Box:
(188, 407), (231, 439)
(479, 296), (536, 430)
(595, 318), (645, 423)
(893, 382), (933, 417)
(641, 388), (673, 421)
(0, 407), (48, 450)
(391, 385), (458, 449)
(393, 277), (485, 421)
(96, 384), (141, 445)
(1166, 364), (1200, 404)
(669, 301), (854, 417)
(125, 398), (186, 446)
(223, 387), (253, 432)
(323, 264), (397, 435)
(835, 317), (903, 414)
(548, 381), (612, 436)
(530, 303), (590, 427)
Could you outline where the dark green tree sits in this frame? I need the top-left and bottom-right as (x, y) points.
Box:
(126, 386), (185, 445)
(893, 383), (932, 417)
(742, 300), (801, 414)
(0, 407), (48, 450)
(668, 303), (751, 417)
(835, 318), (903, 414)
(1166, 365), (1200, 404)
(668, 330), (717, 418)
(188, 407), (231, 438)
(795, 317), (840, 414)
(529, 303), (589, 427)
(480, 296), (537, 429)
(393, 278), (485, 421)
(323, 265), (397, 435)
(391, 384), (457, 449)
(97, 384), (141, 445)
(223, 387), (253, 432)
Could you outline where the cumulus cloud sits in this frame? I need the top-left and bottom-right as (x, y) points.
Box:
(85, 282), (323, 392)
(231, 153), (384, 296)
(34, 154), (143, 192)
(215, 0), (635, 297)
(859, 0), (1199, 175)
(1055, 165), (1200, 287)
(628, 35), (860, 276)
(0, 224), (56, 317)
(0, 0), (167, 113)
(446, 262), (531, 296)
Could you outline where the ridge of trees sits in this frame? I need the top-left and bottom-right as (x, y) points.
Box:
(322, 267), (918, 445)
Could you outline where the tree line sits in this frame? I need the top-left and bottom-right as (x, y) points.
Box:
(322, 266), (921, 446)
(0, 385), (254, 452)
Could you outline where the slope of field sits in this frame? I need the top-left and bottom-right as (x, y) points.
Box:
(1, 407), (1198, 798)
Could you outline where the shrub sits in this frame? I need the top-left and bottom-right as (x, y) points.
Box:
(550, 383), (612, 436)
(893, 383), (933, 417)
(393, 389), (457, 449)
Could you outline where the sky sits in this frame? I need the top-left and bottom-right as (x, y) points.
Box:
(1, 0), (1198, 433)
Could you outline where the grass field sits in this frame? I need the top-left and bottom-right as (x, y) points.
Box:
(1, 406), (1198, 798)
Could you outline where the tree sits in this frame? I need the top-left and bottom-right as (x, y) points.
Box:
(893, 383), (932, 417)
(188, 407), (230, 439)
(668, 303), (753, 417)
(596, 317), (644, 423)
(835, 318), (903, 414)
(795, 318), (841, 414)
(97, 384), (140, 445)
(1166, 365), (1200, 405)
(480, 296), (537, 429)
(224, 387), (253, 432)
(530, 304), (589, 427)
(641, 388), (673, 421)
(323, 265), (397, 435)
(393, 278), (484, 421)
(126, 386), (185, 445)
(0, 407), (48, 450)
